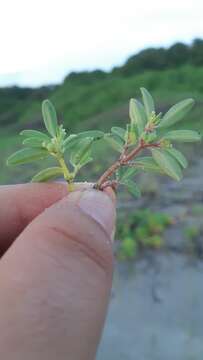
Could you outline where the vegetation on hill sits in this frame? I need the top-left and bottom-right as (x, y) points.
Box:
(1, 38), (203, 184)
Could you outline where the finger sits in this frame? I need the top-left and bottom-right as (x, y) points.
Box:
(0, 182), (94, 255)
(0, 183), (68, 254)
(0, 189), (116, 360)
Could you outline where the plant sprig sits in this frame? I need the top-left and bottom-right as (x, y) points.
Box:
(7, 88), (202, 197)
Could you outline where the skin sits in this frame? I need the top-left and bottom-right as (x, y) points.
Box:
(0, 183), (116, 360)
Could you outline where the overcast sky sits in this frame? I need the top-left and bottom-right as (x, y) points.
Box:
(0, 0), (202, 87)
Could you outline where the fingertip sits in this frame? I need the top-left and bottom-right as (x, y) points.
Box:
(76, 189), (116, 241)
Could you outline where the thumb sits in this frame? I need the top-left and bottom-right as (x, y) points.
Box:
(0, 189), (116, 360)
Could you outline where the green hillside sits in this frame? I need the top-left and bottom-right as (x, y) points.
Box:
(3, 65), (203, 133)
(1, 39), (203, 184)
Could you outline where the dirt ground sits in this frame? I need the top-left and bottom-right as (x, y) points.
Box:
(98, 144), (203, 360)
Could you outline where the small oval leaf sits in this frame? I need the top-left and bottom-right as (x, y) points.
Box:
(166, 148), (188, 169)
(42, 100), (58, 137)
(104, 134), (124, 153)
(129, 124), (138, 145)
(77, 151), (93, 169)
(163, 130), (201, 142)
(151, 149), (182, 181)
(129, 99), (147, 135)
(117, 167), (139, 181)
(121, 179), (141, 198)
(20, 130), (50, 141)
(140, 87), (155, 118)
(63, 135), (79, 151)
(134, 156), (164, 174)
(22, 137), (45, 148)
(31, 167), (63, 182)
(70, 138), (93, 165)
(159, 99), (194, 128)
(7, 148), (49, 166)
(77, 130), (104, 139)
(111, 127), (126, 140)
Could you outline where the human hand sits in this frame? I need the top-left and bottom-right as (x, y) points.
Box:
(0, 183), (116, 360)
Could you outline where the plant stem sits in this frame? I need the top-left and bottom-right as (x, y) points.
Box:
(96, 160), (121, 189)
(123, 141), (160, 163)
(57, 157), (73, 184)
(57, 156), (75, 191)
(58, 157), (71, 180)
(96, 140), (160, 189)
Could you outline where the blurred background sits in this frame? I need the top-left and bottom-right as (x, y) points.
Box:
(1, 0), (203, 358)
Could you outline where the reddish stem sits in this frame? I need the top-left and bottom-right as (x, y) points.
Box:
(96, 140), (160, 189)
(100, 180), (118, 191)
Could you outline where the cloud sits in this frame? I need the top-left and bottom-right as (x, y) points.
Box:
(0, 0), (202, 86)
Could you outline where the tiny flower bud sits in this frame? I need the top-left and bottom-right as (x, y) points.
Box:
(160, 139), (171, 148)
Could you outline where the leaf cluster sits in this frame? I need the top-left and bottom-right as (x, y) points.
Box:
(7, 88), (201, 196)
(7, 100), (105, 183)
(104, 88), (201, 195)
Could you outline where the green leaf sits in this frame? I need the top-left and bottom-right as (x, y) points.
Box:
(124, 124), (128, 142)
(42, 99), (58, 137)
(140, 87), (155, 118)
(163, 130), (201, 142)
(22, 137), (46, 148)
(129, 98), (147, 135)
(63, 135), (79, 151)
(122, 179), (141, 198)
(7, 148), (49, 166)
(70, 138), (93, 165)
(124, 123), (137, 145)
(165, 148), (188, 169)
(31, 167), (63, 182)
(20, 130), (50, 141)
(104, 134), (124, 153)
(151, 148), (182, 181)
(77, 130), (104, 139)
(159, 99), (194, 128)
(117, 167), (139, 181)
(77, 150), (93, 169)
(64, 132), (104, 153)
(134, 156), (164, 174)
(129, 124), (138, 145)
(111, 127), (126, 140)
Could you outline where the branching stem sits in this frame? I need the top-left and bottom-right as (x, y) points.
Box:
(96, 140), (160, 189)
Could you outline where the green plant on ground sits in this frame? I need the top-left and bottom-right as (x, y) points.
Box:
(119, 237), (137, 260)
(117, 209), (172, 260)
(7, 88), (201, 195)
(184, 226), (202, 255)
(184, 226), (200, 240)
